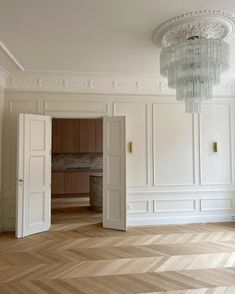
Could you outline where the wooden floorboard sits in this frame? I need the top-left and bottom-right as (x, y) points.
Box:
(0, 197), (235, 293)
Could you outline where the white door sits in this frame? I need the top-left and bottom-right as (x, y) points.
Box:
(16, 114), (51, 238)
(103, 116), (127, 231)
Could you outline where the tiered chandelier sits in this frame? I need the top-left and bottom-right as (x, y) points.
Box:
(153, 11), (234, 113)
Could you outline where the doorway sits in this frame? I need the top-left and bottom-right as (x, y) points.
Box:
(16, 113), (127, 238)
(51, 118), (103, 229)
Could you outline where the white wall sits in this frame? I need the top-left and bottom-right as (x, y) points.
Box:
(1, 90), (235, 230)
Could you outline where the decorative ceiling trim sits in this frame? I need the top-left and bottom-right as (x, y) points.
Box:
(0, 40), (24, 71)
(5, 71), (235, 97)
(0, 66), (9, 89)
(153, 10), (235, 47)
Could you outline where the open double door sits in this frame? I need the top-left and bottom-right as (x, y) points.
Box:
(16, 114), (127, 238)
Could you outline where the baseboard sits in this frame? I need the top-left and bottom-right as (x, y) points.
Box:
(127, 215), (234, 226)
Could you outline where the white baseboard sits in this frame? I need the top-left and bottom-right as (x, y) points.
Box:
(127, 215), (234, 227)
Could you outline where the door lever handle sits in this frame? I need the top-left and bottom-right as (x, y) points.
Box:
(19, 179), (23, 183)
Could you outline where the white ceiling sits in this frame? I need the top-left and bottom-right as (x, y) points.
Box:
(1, 0), (235, 78)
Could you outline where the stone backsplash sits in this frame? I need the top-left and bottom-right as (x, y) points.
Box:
(52, 153), (103, 170)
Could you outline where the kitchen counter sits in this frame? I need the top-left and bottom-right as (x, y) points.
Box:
(89, 173), (103, 212)
(90, 172), (103, 177)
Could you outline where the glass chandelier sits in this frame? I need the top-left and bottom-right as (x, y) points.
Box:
(160, 36), (230, 113)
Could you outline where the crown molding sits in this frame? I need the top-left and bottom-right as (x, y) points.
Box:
(0, 40), (24, 71)
(5, 71), (235, 97)
(0, 66), (9, 89)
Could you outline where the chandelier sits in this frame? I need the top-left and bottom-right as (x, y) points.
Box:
(153, 11), (234, 113)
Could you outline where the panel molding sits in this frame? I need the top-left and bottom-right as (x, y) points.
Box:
(153, 198), (197, 213)
(153, 103), (197, 187)
(200, 197), (234, 211)
(113, 102), (149, 187)
(127, 200), (151, 214)
(199, 103), (233, 186)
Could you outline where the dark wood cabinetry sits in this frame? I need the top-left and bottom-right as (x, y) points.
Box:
(52, 171), (90, 196)
(51, 172), (65, 194)
(79, 119), (96, 153)
(64, 172), (90, 194)
(52, 118), (103, 153)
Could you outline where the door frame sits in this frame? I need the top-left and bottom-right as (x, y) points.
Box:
(48, 111), (127, 230)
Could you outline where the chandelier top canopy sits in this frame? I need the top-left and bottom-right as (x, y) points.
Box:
(153, 10), (235, 48)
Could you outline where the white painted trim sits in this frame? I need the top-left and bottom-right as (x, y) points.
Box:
(127, 200), (151, 214)
(200, 197), (234, 211)
(5, 70), (235, 96)
(128, 215), (234, 226)
(113, 101), (150, 188)
(0, 40), (24, 71)
(0, 65), (8, 88)
(152, 103), (197, 187)
(153, 198), (197, 213)
(199, 103), (233, 186)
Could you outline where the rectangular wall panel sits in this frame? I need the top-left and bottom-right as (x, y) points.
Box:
(200, 198), (233, 211)
(153, 199), (196, 213)
(153, 103), (195, 186)
(127, 200), (150, 213)
(200, 105), (232, 185)
(114, 103), (148, 187)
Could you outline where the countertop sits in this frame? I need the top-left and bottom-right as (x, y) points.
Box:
(90, 172), (103, 177)
(52, 168), (103, 173)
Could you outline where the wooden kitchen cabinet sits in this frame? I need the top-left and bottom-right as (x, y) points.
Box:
(79, 119), (96, 153)
(64, 172), (90, 194)
(51, 172), (65, 194)
(52, 171), (90, 195)
(52, 118), (103, 153)
(52, 119), (80, 153)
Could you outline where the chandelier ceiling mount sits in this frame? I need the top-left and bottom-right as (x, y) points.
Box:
(153, 10), (235, 113)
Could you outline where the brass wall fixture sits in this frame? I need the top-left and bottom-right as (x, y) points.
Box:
(213, 142), (218, 153)
(128, 142), (133, 153)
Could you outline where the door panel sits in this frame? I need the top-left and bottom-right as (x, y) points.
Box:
(95, 118), (103, 153)
(16, 114), (51, 238)
(103, 116), (126, 231)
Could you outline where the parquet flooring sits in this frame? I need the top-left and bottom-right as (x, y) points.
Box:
(0, 197), (235, 293)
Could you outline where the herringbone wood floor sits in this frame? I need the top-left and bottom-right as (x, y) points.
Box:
(0, 197), (235, 293)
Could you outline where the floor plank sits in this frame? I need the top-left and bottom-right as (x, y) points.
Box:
(0, 197), (235, 293)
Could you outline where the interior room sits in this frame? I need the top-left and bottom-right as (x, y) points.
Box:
(51, 118), (103, 227)
(0, 0), (235, 293)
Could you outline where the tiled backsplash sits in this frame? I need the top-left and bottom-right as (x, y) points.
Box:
(52, 153), (103, 170)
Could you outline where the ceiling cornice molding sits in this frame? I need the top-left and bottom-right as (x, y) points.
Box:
(5, 71), (235, 97)
(0, 65), (9, 89)
(0, 40), (24, 71)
